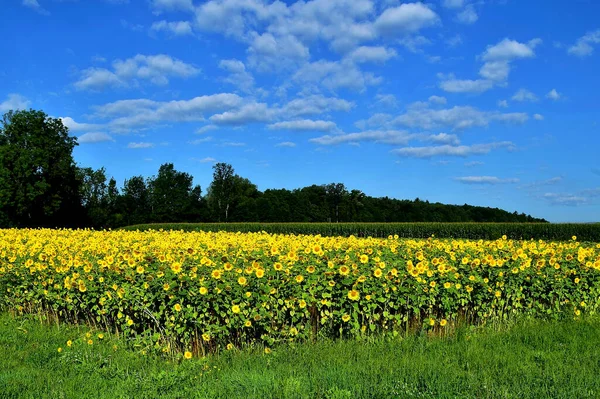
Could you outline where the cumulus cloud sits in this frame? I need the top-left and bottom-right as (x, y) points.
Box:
(439, 77), (494, 93)
(78, 132), (114, 144)
(374, 3), (439, 37)
(347, 46), (397, 64)
(219, 59), (255, 92)
(127, 142), (155, 149)
(392, 141), (515, 158)
(372, 93), (398, 108)
(439, 38), (540, 94)
(275, 141), (296, 147)
(533, 113), (544, 121)
(455, 5), (478, 25)
(428, 95), (447, 105)
(393, 103), (528, 130)
(280, 95), (354, 117)
(311, 130), (460, 146)
(95, 93), (243, 130)
(196, 125), (218, 134)
(568, 30), (600, 57)
(0, 94), (31, 112)
(189, 136), (213, 145)
(59, 117), (102, 132)
(512, 88), (538, 102)
(209, 102), (275, 125)
(546, 89), (561, 100)
(497, 100), (508, 108)
(293, 59), (382, 92)
(150, 20), (193, 36)
(75, 54), (200, 90)
(454, 176), (519, 184)
(268, 119), (338, 132)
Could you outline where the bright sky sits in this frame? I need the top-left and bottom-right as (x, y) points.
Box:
(1, 0), (599, 222)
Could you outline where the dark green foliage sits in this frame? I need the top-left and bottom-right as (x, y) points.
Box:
(0, 110), (82, 227)
(121, 222), (600, 241)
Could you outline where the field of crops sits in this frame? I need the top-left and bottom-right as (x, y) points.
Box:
(1, 228), (600, 358)
(122, 222), (600, 241)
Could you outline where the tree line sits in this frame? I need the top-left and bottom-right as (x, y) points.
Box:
(0, 109), (547, 229)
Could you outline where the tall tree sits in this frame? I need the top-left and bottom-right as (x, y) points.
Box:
(148, 163), (199, 222)
(207, 162), (235, 222)
(121, 176), (150, 226)
(77, 166), (109, 227)
(0, 109), (81, 227)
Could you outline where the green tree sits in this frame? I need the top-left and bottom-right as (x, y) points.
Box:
(77, 166), (109, 227)
(148, 163), (200, 222)
(0, 109), (81, 227)
(121, 176), (150, 226)
(207, 162), (235, 222)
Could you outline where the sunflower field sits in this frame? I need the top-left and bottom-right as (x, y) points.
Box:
(1, 228), (600, 356)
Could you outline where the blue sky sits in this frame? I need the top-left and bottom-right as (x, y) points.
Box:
(1, 0), (599, 222)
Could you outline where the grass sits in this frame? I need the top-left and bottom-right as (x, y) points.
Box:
(2, 314), (600, 398)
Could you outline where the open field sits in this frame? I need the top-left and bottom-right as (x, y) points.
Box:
(121, 222), (600, 241)
(2, 313), (600, 399)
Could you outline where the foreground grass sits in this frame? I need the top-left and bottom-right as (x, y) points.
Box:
(1, 314), (600, 399)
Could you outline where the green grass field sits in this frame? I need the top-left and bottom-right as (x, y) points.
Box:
(1, 313), (599, 399)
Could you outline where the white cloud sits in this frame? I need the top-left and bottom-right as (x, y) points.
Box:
(221, 141), (246, 147)
(78, 132), (114, 144)
(268, 119), (338, 132)
(446, 34), (463, 48)
(196, 157), (218, 163)
(0, 94), (31, 112)
(374, 3), (439, 37)
(354, 113), (393, 129)
(59, 117), (102, 132)
(533, 113), (544, 121)
(481, 38), (538, 61)
(442, 0), (464, 9)
(372, 93), (398, 108)
(542, 193), (588, 206)
(465, 161), (484, 167)
(219, 59), (254, 92)
(454, 176), (519, 184)
(150, 20), (193, 36)
(96, 93), (243, 130)
(428, 95), (447, 105)
(546, 89), (561, 100)
(439, 78), (494, 93)
(393, 103), (528, 130)
(248, 32), (310, 72)
(311, 130), (460, 146)
(440, 38), (539, 94)
(568, 30), (600, 57)
(196, 125), (218, 134)
(293, 59), (382, 92)
(455, 5), (478, 25)
(75, 54), (200, 90)
(209, 102), (274, 125)
(347, 46), (397, 63)
(521, 176), (562, 189)
(392, 141), (515, 158)
(189, 136), (213, 145)
(512, 88), (538, 102)
(497, 100), (508, 108)
(22, 0), (49, 15)
(275, 141), (296, 147)
(127, 142), (155, 148)
(281, 95), (354, 117)
(151, 0), (194, 12)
